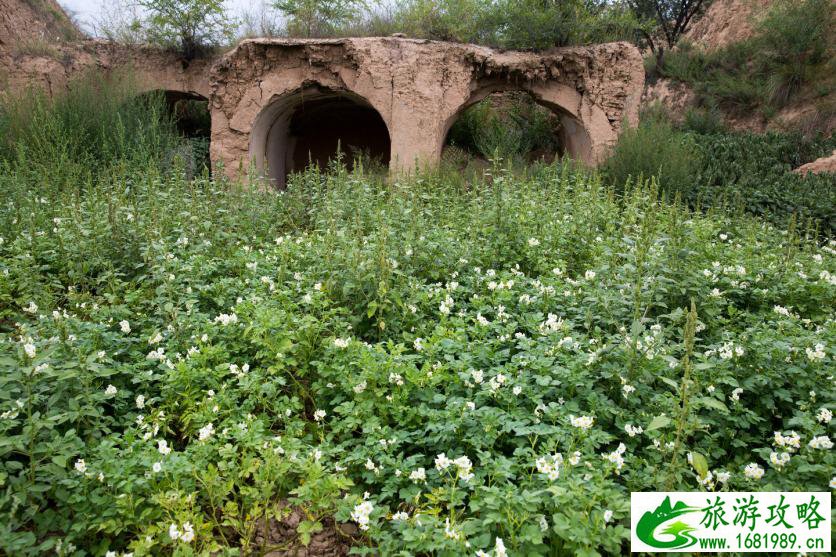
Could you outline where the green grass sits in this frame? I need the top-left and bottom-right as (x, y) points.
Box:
(0, 71), (834, 556)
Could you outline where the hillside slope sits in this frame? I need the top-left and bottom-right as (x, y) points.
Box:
(645, 0), (834, 135)
(0, 0), (80, 49)
(684, 0), (772, 50)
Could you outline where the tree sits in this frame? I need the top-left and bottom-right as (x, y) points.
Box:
(273, 0), (365, 38)
(627, 0), (712, 64)
(137, 0), (237, 59)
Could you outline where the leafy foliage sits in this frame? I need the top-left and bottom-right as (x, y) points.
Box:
(689, 132), (836, 234)
(272, 0), (365, 37)
(604, 116), (836, 235)
(263, 0), (641, 48)
(626, 0), (712, 61)
(0, 71), (186, 189)
(136, 0), (237, 59)
(0, 75), (834, 556)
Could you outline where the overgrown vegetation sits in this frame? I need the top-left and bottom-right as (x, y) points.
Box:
(650, 0), (835, 117)
(446, 93), (563, 162)
(0, 71), (834, 557)
(119, 0), (644, 50)
(627, 0), (712, 65)
(604, 110), (836, 234)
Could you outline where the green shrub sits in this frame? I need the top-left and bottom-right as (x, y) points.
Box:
(682, 106), (726, 135)
(602, 116), (700, 196)
(0, 72), (207, 191)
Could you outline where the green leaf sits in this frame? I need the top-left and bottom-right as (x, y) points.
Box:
(696, 396), (728, 413)
(646, 414), (672, 432)
(297, 520), (323, 547)
(691, 451), (709, 478)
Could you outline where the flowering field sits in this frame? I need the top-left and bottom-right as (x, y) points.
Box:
(1, 156), (833, 556)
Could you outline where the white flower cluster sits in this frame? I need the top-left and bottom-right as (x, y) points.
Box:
(535, 453), (563, 480)
(805, 343), (826, 362)
(773, 431), (801, 452)
(539, 313), (564, 334)
(213, 313), (238, 326)
(1, 399), (24, 420)
(714, 341), (745, 360)
(604, 443), (627, 473)
(744, 462), (764, 480)
(569, 415), (594, 430)
(487, 373), (506, 393)
(772, 305), (791, 317)
(21, 336), (37, 359)
(624, 324), (666, 360)
(434, 453), (474, 482)
(769, 451), (790, 469)
(624, 423), (643, 437)
(817, 407), (832, 424)
(439, 295), (454, 315)
(198, 422), (214, 441)
(169, 522), (195, 543)
(333, 337), (351, 348)
(229, 363), (250, 377)
(351, 499), (374, 531)
(409, 467), (426, 483)
(808, 436), (833, 450)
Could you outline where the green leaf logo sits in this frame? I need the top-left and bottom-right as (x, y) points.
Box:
(636, 496), (700, 549)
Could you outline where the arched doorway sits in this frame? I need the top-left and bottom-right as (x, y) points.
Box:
(441, 84), (594, 166)
(137, 90), (211, 174)
(250, 87), (391, 188)
(444, 91), (565, 163)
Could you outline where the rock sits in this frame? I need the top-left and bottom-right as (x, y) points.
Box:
(793, 150), (836, 175)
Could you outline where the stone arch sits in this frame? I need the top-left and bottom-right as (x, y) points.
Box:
(249, 85), (392, 188)
(440, 80), (597, 164)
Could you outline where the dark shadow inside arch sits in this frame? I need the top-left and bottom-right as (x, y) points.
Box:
(254, 88), (391, 189)
(136, 90), (211, 175)
(443, 91), (565, 167)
